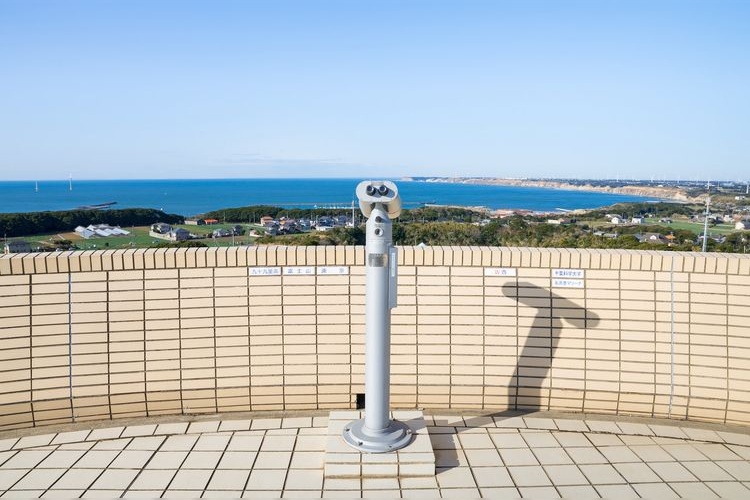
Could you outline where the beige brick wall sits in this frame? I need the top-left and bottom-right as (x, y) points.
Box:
(1, 246), (749, 430)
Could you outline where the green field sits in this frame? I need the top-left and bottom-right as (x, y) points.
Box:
(643, 218), (737, 235)
(19, 223), (260, 251)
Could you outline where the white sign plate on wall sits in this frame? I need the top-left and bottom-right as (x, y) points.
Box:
(249, 267), (281, 276)
(484, 268), (517, 277)
(283, 266), (315, 275)
(552, 278), (585, 288)
(552, 269), (585, 279)
(317, 266), (349, 275)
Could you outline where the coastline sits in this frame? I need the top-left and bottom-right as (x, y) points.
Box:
(403, 177), (698, 203)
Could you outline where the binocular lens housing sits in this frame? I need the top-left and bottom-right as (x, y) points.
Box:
(366, 185), (377, 196)
(378, 185), (389, 195)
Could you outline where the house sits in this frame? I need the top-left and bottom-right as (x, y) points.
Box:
(75, 226), (96, 239)
(185, 219), (206, 225)
(260, 216), (275, 226)
(212, 228), (232, 238)
(170, 228), (191, 241)
(659, 218), (672, 224)
(736, 221), (750, 231)
(546, 218), (570, 225)
(4, 240), (32, 254)
(631, 217), (644, 224)
(75, 224), (130, 239)
(610, 216), (623, 225)
(635, 233), (667, 245)
(151, 223), (172, 234)
(204, 218), (219, 225)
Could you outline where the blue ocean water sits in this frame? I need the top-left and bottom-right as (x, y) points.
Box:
(0, 178), (652, 215)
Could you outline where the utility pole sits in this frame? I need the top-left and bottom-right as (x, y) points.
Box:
(702, 181), (711, 253)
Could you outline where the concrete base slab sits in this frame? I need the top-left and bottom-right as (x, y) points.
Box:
(325, 410), (435, 478)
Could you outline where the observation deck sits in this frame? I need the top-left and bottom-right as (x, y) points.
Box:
(0, 246), (749, 498)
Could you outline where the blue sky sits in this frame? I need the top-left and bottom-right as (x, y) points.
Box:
(1, 0), (748, 181)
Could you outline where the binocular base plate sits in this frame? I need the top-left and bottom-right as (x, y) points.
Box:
(342, 418), (413, 453)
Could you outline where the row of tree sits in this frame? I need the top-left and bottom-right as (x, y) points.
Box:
(0, 208), (183, 237)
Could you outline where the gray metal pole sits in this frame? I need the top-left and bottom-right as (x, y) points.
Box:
(364, 205), (391, 431)
(343, 181), (412, 453)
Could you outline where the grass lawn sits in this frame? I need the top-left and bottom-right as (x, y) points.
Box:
(644, 218), (737, 235)
(19, 223), (259, 250)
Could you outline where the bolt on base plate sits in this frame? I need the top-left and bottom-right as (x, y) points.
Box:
(342, 418), (413, 453)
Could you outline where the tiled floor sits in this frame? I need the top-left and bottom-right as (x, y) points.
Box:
(1, 412), (750, 498)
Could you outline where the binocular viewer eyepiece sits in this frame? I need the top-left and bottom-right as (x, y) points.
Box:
(365, 184), (391, 197)
(356, 180), (402, 219)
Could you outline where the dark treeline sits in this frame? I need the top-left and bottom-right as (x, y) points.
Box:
(265, 216), (750, 253)
(203, 205), (483, 223)
(0, 208), (183, 237)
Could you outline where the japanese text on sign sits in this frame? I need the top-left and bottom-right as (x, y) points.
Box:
(552, 279), (584, 288)
(552, 269), (584, 279)
(484, 268), (517, 277)
(249, 267), (281, 276)
(317, 266), (349, 275)
(283, 266), (315, 275)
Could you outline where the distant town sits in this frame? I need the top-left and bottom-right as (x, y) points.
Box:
(2, 178), (749, 254)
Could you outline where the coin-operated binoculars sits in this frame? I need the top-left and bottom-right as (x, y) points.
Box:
(342, 181), (412, 453)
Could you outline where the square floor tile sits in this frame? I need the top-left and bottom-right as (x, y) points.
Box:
(73, 450), (120, 469)
(160, 435), (199, 452)
(289, 451), (324, 469)
(472, 467), (513, 487)
(155, 422), (189, 435)
(478, 486), (520, 498)
(556, 485), (599, 498)
(661, 444), (708, 462)
(566, 447), (607, 465)
(168, 469), (213, 490)
(599, 445), (642, 463)
(629, 445), (673, 462)
(648, 461), (697, 482)
(489, 432), (528, 449)
(435, 467), (476, 488)
(91, 469), (139, 490)
(227, 434), (263, 452)
(543, 464), (588, 486)
(246, 469), (288, 491)
(521, 431), (559, 448)
(507, 466), (552, 487)
(285, 469), (324, 490)
(186, 421), (220, 434)
(128, 469), (177, 490)
(613, 462), (661, 483)
(261, 435), (297, 452)
(594, 484), (638, 498)
(516, 486), (559, 498)
(127, 436), (166, 451)
(52, 468), (103, 490)
(695, 443), (741, 461)
(682, 460), (734, 481)
(206, 469), (250, 491)
(144, 451), (188, 469)
(464, 449), (502, 467)
(631, 482), (679, 498)
(499, 448), (538, 466)
(716, 460), (750, 481)
(180, 451), (223, 469)
(533, 447), (573, 465)
(37, 450), (86, 469)
(705, 481), (750, 497)
(87, 428), (124, 441)
(11, 468), (67, 490)
(217, 451), (257, 469)
(2, 450), (52, 469)
(579, 464), (626, 485)
(253, 451), (292, 469)
(109, 450), (154, 469)
(192, 434), (231, 452)
(457, 433), (494, 449)
(668, 481), (718, 498)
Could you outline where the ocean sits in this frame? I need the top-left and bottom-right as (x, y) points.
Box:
(0, 178), (652, 216)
